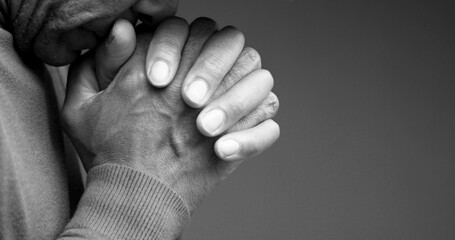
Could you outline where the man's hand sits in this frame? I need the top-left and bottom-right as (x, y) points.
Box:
(92, 17), (280, 161)
(62, 18), (280, 210)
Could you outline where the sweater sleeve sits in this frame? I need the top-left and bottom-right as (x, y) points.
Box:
(58, 164), (190, 240)
(0, 16), (190, 239)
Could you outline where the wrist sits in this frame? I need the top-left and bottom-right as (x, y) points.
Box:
(62, 164), (190, 239)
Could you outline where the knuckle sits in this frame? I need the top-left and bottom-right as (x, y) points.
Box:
(266, 92), (280, 115)
(248, 93), (279, 123)
(228, 96), (247, 118)
(243, 93), (279, 126)
(226, 66), (244, 83)
(154, 19), (189, 57)
(201, 55), (225, 79)
(156, 37), (181, 56)
(116, 68), (147, 92)
(241, 47), (262, 68)
(222, 47), (261, 85)
(132, 70), (148, 87)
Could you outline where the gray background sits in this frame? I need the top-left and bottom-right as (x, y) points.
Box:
(178, 1), (455, 239)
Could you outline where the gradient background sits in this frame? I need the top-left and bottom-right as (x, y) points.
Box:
(178, 1), (455, 239)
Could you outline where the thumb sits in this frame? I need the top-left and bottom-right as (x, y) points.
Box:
(95, 19), (136, 90)
(132, 0), (178, 26)
(64, 54), (99, 109)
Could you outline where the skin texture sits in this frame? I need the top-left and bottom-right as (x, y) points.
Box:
(62, 19), (280, 211)
(5, 0), (281, 212)
(11, 0), (178, 66)
(96, 17), (281, 161)
(5, 0), (281, 161)
(143, 17), (281, 160)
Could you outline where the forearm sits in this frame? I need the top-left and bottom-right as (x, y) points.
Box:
(58, 164), (190, 240)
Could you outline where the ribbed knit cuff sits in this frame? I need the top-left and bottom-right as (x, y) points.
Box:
(60, 164), (190, 240)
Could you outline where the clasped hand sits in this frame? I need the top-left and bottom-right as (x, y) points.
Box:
(62, 17), (280, 211)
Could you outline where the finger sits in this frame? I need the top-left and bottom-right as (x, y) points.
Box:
(146, 17), (189, 87)
(197, 69), (274, 137)
(210, 47), (262, 101)
(64, 53), (98, 109)
(61, 54), (99, 145)
(182, 26), (245, 108)
(95, 19), (136, 90)
(166, 17), (218, 92)
(215, 119), (280, 161)
(226, 92), (279, 133)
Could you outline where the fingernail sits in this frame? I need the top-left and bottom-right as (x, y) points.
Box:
(148, 60), (170, 86)
(106, 19), (121, 45)
(106, 32), (115, 45)
(218, 139), (241, 159)
(200, 109), (226, 134)
(186, 78), (208, 105)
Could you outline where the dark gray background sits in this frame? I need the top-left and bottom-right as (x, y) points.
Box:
(178, 1), (455, 239)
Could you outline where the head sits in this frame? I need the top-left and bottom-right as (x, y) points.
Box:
(11, 0), (178, 66)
